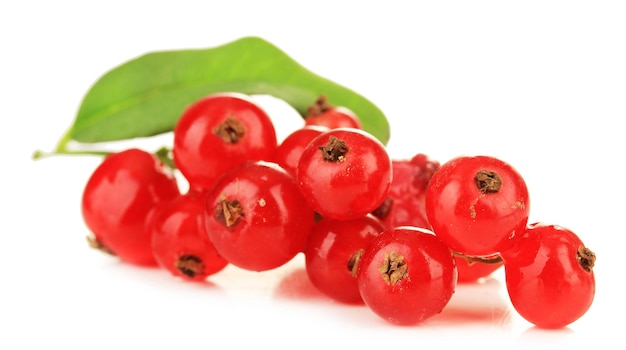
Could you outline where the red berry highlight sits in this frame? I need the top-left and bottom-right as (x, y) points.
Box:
(304, 214), (385, 304)
(150, 190), (229, 282)
(502, 222), (596, 329)
(297, 128), (392, 221)
(203, 161), (315, 271)
(426, 155), (530, 257)
(173, 92), (277, 191)
(304, 95), (362, 130)
(82, 148), (180, 266)
(356, 226), (457, 325)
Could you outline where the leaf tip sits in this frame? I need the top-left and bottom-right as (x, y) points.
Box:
(32, 149), (47, 160)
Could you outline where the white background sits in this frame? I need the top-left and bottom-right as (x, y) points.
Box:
(3, 1), (625, 349)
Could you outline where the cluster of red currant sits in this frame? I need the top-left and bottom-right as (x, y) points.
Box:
(425, 156), (596, 328)
(81, 92), (596, 329)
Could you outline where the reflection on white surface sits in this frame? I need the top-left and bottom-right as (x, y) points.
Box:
(272, 259), (514, 328)
(430, 277), (513, 327)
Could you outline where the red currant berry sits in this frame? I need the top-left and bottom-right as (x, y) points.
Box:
(454, 254), (503, 283)
(372, 154), (440, 229)
(173, 92), (278, 191)
(272, 125), (329, 177)
(425, 155), (530, 257)
(150, 190), (229, 282)
(356, 226), (457, 325)
(82, 148), (180, 266)
(203, 161), (316, 271)
(502, 222), (596, 329)
(297, 128), (392, 221)
(304, 214), (385, 304)
(304, 95), (362, 130)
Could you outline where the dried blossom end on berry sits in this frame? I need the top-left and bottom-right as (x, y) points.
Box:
(474, 170), (503, 193)
(348, 249), (364, 278)
(318, 136), (349, 162)
(175, 255), (206, 278)
(86, 235), (116, 256)
(213, 116), (246, 143)
(306, 95), (333, 116)
(214, 199), (245, 228)
(378, 252), (408, 285)
(577, 246), (596, 272)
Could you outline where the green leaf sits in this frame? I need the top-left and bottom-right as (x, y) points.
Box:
(57, 36), (389, 152)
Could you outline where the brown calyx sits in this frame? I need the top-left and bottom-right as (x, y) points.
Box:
(214, 199), (245, 228)
(378, 251), (408, 285)
(306, 95), (333, 117)
(175, 255), (205, 278)
(577, 246), (596, 273)
(474, 170), (503, 193)
(86, 235), (115, 256)
(213, 116), (246, 143)
(318, 135), (349, 162)
(348, 249), (364, 278)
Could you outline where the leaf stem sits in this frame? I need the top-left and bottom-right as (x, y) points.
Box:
(32, 148), (112, 160)
(32, 127), (112, 160)
(155, 146), (176, 170)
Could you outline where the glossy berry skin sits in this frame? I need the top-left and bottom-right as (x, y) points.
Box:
(304, 95), (362, 130)
(150, 190), (229, 282)
(304, 214), (385, 304)
(357, 226), (457, 325)
(81, 148), (180, 266)
(297, 128), (392, 220)
(502, 222), (596, 329)
(272, 125), (328, 177)
(203, 161), (316, 271)
(425, 155), (530, 257)
(173, 92), (277, 191)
